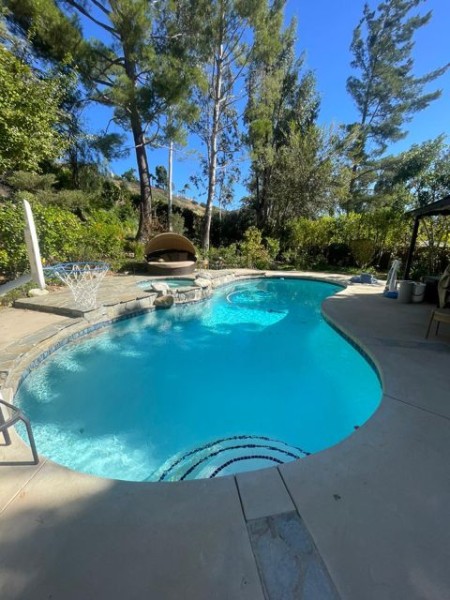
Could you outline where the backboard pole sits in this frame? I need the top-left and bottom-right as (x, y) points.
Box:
(23, 199), (46, 290)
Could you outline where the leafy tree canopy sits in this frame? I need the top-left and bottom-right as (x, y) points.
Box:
(375, 135), (450, 208)
(0, 45), (67, 175)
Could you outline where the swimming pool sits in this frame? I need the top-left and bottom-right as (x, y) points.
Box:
(15, 278), (381, 481)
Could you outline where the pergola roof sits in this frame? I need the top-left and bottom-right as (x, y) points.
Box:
(404, 195), (450, 279)
(406, 195), (450, 218)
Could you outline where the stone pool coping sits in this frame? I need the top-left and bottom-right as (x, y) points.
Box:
(1, 270), (449, 600)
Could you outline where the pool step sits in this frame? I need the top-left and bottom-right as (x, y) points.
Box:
(147, 435), (309, 482)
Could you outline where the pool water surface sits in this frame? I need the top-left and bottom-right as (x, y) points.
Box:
(15, 278), (381, 481)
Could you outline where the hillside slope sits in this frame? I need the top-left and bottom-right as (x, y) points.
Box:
(122, 181), (207, 217)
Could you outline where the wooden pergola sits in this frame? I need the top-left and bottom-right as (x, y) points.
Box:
(404, 195), (450, 279)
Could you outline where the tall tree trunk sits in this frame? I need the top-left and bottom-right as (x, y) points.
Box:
(122, 51), (153, 241)
(168, 141), (173, 232)
(202, 71), (222, 251)
(256, 166), (271, 231)
(132, 114), (153, 241)
(203, 131), (218, 251)
(347, 163), (358, 214)
(202, 28), (224, 253)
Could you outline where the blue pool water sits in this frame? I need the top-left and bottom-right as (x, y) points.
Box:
(15, 278), (381, 481)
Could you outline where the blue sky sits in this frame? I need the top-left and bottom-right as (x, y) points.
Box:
(83, 0), (450, 206)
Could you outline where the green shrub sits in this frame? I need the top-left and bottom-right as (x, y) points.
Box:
(34, 188), (94, 211)
(79, 210), (125, 260)
(0, 197), (85, 276)
(349, 238), (376, 268)
(6, 171), (57, 192)
(170, 213), (186, 236)
(240, 227), (272, 269)
(0, 199), (128, 276)
(0, 281), (35, 306)
(208, 244), (243, 269)
(265, 237), (280, 260)
(31, 198), (85, 263)
(210, 227), (281, 270)
(285, 209), (411, 271)
(0, 202), (29, 274)
(124, 240), (145, 261)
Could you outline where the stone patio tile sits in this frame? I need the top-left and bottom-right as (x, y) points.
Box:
(248, 512), (340, 600)
(236, 467), (295, 521)
(0, 309), (69, 351)
(0, 464), (264, 600)
(280, 397), (450, 600)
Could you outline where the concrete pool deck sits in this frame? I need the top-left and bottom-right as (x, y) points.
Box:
(0, 270), (449, 600)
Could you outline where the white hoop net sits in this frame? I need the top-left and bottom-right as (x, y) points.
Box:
(49, 262), (109, 310)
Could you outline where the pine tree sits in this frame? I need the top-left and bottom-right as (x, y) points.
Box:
(245, 1), (320, 231)
(5, 0), (203, 240)
(346, 0), (449, 209)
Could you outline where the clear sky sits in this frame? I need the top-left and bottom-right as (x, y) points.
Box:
(83, 0), (450, 206)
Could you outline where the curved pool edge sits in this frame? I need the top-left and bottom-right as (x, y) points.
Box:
(2, 272), (450, 599)
(4, 270), (380, 484)
(321, 306), (384, 390)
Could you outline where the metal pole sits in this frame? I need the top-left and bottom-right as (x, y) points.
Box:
(0, 403), (11, 445)
(404, 216), (420, 280)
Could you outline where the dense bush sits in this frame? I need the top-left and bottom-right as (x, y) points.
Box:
(349, 238), (376, 268)
(240, 227), (280, 269)
(207, 244), (243, 269)
(207, 227), (279, 270)
(78, 210), (125, 260)
(2, 192), (447, 280)
(170, 212), (186, 235)
(209, 207), (256, 247)
(284, 209), (413, 270)
(0, 201), (29, 274)
(0, 198), (84, 274)
(0, 198), (128, 276)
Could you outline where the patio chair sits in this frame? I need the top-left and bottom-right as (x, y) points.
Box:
(425, 265), (450, 338)
(437, 264), (450, 309)
(0, 396), (39, 464)
(426, 308), (450, 338)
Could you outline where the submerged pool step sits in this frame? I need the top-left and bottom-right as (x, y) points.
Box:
(147, 435), (309, 482)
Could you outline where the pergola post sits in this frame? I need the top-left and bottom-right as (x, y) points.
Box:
(404, 216), (420, 280)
